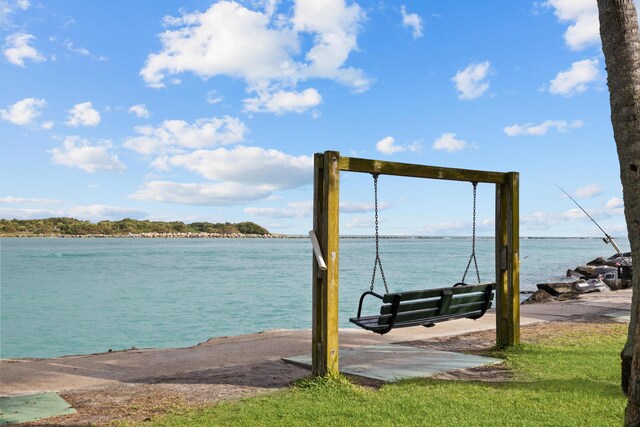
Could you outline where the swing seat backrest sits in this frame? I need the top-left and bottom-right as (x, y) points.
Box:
(350, 283), (496, 335)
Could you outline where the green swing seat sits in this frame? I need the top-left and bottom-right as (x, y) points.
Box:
(349, 282), (496, 335)
(351, 175), (495, 335)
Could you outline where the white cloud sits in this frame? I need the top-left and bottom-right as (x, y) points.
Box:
(0, 2), (11, 27)
(0, 97), (45, 125)
(346, 216), (374, 228)
(41, 120), (54, 129)
(206, 90), (223, 104)
(0, 207), (64, 220)
(606, 197), (624, 209)
(62, 40), (107, 61)
(432, 133), (468, 152)
(574, 183), (603, 198)
(0, 208), (58, 220)
(123, 116), (247, 155)
(418, 221), (468, 235)
(340, 201), (390, 213)
(520, 211), (560, 231)
(50, 136), (126, 173)
(604, 223), (630, 236)
(244, 88), (322, 114)
(376, 136), (421, 155)
(521, 206), (624, 232)
(452, 61), (491, 100)
(0, 205), (147, 221)
(1, 0), (29, 29)
(561, 208), (590, 220)
(244, 200), (313, 218)
(128, 104), (150, 118)
(130, 181), (273, 206)
(0, 196), (62, 205)
(140, 0), (369, 113)
(3, 32), (45, 67)
(123, 119), (312, 207)
(155, 146), (313, 190)
(401, 5), (423, 39)
(504, 119), (584, 136)
(545, 0), (599, 51)
(376, 136), (402, 155)
(244, 199), (389, 219)
(549, 59), (600, 96)
(68, 205), (146, 221)
(63, 40), (90, 56)
(65, 102), (101, 127)
(141, 1), (295, 87)
(293, 0), (368, 90)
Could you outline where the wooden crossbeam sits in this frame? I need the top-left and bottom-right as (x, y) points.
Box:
(339, 156), (507, 184)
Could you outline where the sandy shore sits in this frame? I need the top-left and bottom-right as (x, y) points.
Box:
(0, 289), (632, 426)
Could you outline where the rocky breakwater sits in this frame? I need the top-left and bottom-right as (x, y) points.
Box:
(523, 278), (611, 304)
(566, 252), (632, 290)
(523, 252), (632, 304)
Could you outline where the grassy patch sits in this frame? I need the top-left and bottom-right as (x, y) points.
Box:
(135, 323), (627, 427)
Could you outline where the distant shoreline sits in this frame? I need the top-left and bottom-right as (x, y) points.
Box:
(0, 234), (616, 240)
(0, 232), (287, 239)
(0, 218), (271, 238)
(0, 218), (624, 240)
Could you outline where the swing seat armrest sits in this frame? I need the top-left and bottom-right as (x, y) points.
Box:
(356, 291), (384, 319)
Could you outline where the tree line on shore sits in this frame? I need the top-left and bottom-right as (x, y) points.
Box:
(0, 217), (271, 236)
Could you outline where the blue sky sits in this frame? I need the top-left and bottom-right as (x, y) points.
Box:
(1, 0), (636, 237)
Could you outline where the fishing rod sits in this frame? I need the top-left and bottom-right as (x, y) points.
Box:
(556, 185), (629, 265)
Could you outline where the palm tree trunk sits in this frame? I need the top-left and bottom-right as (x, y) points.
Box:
(596, 0), (640, 425)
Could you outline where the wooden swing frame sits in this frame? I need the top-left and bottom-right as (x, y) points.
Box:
(311, 150), (520, 377)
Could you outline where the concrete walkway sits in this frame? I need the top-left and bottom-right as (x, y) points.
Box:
(0, 289), (632, 397)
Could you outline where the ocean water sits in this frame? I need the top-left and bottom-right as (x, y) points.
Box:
(0, 237), (629, 359)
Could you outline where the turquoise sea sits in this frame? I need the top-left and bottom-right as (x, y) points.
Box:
(0, 237), (629, 359)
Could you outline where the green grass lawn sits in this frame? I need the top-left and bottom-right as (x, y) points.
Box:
(134, 323), (628, 427)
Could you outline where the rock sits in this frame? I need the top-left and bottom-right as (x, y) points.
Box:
(537, 281), (582, 296)
(554, 285), (607, 302)
(590, 266), (618, 281)
(571, 265), (599, 279)
(620, 265), (633, 279)
(608, 251), (632, 260)
(600, 266), (632, 290)
(522, 289), (556, 304)
(566, 269), (583, 279)
(574, 278), (611, 293)
(604, 252), (633, 267)
(557, 291), (585, 301)
(608, 281), (625, 291)
(587, 257), (607, 266)
(605, 280), (627, 291)
(533, 253), (631, 304)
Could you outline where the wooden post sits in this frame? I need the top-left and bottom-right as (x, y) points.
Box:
(312, 151), (340, 376)
(312, 153), (324, 375)
(495, 172), (520, 347)
(507, 172), (520, 346)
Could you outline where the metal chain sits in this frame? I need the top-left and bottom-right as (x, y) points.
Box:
(370, 173), (389, 293)
(461, 182), (482, 284)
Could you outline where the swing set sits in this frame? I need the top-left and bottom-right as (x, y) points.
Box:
(311, 151), (520, 377)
